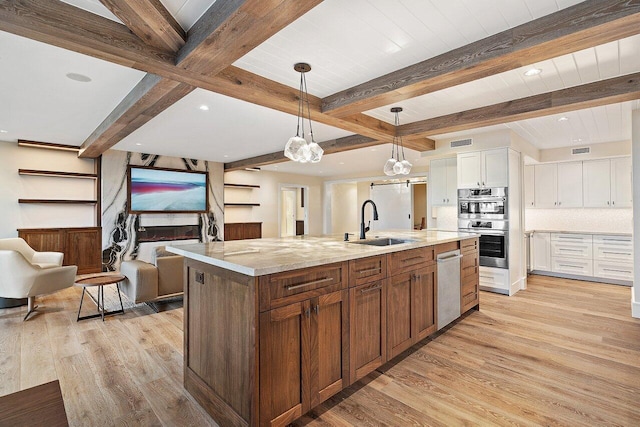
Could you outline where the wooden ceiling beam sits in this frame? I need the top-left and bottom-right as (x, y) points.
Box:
(0, 0), (398, 157)
(397, 72), (640, 139)
(98, 0), (185, 53)
(321, 0), (640, 118)
(79, 0), (325, 157)
(224, 134), (380, 171)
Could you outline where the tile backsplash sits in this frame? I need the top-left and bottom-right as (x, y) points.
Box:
(525, 208), (632, 233)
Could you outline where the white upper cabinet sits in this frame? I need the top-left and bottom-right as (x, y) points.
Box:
(524, 165), (535, 208)
(583, 159), (611, 208)
(556, 162), (583, 208)
(534, 163), (557, 208)
(430, 157), (457, 207)
(457, 152), (482, 189)
(482, 149), (509, 188)
(457, 149), (508, 189)
(610, 157), (632, 208)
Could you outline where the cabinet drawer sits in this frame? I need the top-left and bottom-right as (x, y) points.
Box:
(551, 257), (593, 276)
(461, 279), (478, 312)
(349, 255), (387, 287)
(460, 238), (478, 253)
(461, 251), (478, 277)
(478, 266), (508, 292)
(263, 262), (347, 310)
(550, 240), (592, 259)
(593, 244), (633, 262)
(593, 260), (633, 281)
(388, 246), (434, 275)
(593, 235), (632, 246)
(551, 233), (592, 244)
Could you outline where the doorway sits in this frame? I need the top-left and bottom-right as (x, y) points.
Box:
(279, 185), (308, 237)
(412, 183), (427, 230)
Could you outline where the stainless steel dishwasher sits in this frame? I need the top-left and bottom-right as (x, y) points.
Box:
(437, 249), (462, 330)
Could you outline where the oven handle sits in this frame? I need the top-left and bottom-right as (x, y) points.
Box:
(459, 228), (507, 236)
(458, 197), (506, 202)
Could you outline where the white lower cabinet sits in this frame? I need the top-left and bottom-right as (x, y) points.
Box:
(479, 266), (510, 294)
(530, 231), (632, 285)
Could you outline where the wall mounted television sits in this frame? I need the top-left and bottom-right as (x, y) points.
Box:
(127, 165), (209, 214)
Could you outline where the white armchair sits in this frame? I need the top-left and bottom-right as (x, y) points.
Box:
(0, 238), (77, 320)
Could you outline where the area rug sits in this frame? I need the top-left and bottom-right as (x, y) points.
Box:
(85, 284), (140, 311)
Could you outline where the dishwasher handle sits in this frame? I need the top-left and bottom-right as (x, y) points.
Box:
(437, 254), (463, 263)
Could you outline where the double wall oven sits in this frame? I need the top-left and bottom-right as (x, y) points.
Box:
(458, 188), (509, 269)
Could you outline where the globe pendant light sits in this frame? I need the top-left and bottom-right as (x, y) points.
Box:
(384, 107), (412, 176)
(284, 63), (323, 163)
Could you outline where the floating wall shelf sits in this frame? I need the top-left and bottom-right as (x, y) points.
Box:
(18, 199), (98, 205)
(18, 169), (98, 179)
(224, 183), (260, 189)
(224, 203), (261, 207)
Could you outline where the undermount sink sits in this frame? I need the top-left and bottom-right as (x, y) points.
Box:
(349, 238), (416, 246)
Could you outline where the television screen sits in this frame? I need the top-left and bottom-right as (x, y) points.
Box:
(128, 166), (208, 213)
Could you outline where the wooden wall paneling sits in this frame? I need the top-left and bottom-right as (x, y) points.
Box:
(183, 258), (257, 426)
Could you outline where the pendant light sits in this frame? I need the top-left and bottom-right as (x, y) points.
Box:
(384, 107), (412, 176)
(284, 63), (323, 163)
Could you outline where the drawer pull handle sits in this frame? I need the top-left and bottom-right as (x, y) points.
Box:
(401, 256), (423, 263)
(360, 285), (383, 294)
(602, 238), (630, 243)
(558, 236), (581, 240)
(357, 267), (382, 275)
(559, 248), (581, 251)
(287, 277), (333, 291)
(602, 251), (631, 256)
(558, 264), (582, 269)
(314, 304), (319, 315)
(603, 268), (631, 274)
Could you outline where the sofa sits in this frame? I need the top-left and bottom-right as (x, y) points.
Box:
(120, 246), (183, 304)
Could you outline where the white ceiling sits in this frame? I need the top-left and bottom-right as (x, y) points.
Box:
(2, 0), (639, 178)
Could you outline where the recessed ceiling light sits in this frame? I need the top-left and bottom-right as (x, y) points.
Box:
(572, 138), (583, 142)
(0, 130), (7, 133)
(558, 116), (569, 122)
(339, 162), (345, 165)
(223, 155), (229, 158)
(199, 105), (209, 111)
(524, 68), (542, 76)
(135, 143), (142, 146)
(66, 72), (92, 82)
(371, 148), (377, 152)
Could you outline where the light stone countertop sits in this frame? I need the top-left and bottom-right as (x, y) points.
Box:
(526, 230), (632, 237)
(166, 229), (478, 277)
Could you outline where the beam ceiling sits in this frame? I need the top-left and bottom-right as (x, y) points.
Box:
(322, 0), (640, 118)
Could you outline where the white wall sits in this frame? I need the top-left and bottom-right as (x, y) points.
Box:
(0, 140), (96, 238)
(632, 109), (640, 318)
(224, 169), (324, 237)
(525, 208), (633, 234)
(331, 183), (358, 235)
(538, 140), (631, 163)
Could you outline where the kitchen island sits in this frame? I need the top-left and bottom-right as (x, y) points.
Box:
(168, 230), (479, 427)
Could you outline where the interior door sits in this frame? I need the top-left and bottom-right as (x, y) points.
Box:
(370, 184), (412, 231)
(281, 188), (297, 237)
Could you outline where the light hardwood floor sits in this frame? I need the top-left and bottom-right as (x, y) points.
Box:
(1, 275), (639, 426)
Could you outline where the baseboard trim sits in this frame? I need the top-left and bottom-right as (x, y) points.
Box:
(632, 287), (640, 319)
(530, 270), (632, 287)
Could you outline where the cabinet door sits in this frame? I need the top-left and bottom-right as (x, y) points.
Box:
(531, 232), (551, 271)
(412, 265), (436, 342)
(387, 272), (413, 359)
(429, 158), (448, 206)
(457, 152), (481, 189)
(349, 281), (386, 384)
(482, 149), (508, 187)
(557, 162), (583, 208)
(534, 164), (557, 208)
(310, 290), (348, 407)
(524, 165), (535, 208)
(66, 228), (102, 274)
(611, 157), (632, 208)
(259, 301), (309, 427)
(445, 157), (458, 205)
(583, 159), (611, 208)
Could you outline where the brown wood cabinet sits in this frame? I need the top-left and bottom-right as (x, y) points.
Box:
(18, 227), (102, 274)
(224, 222), (262, 241)
(387, 264), (436, 359)
(183, 238), (478, 427)
(461, 237), (480, 313)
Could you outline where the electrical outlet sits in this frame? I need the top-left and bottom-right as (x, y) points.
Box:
(195, 271), (205, 284)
